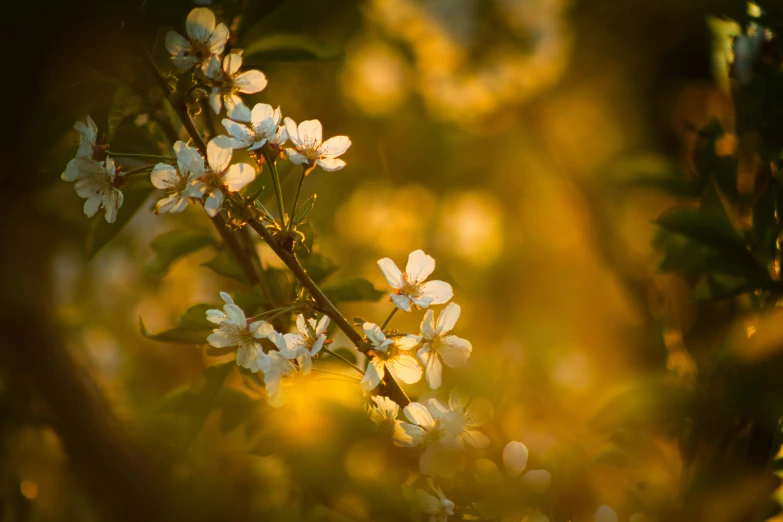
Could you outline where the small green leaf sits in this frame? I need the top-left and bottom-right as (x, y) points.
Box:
(107, 85), (143, 140)
(202, 249), (251, 285)
(141, 303), (215, 344)
(214, 388), (262, 434)
(242, 34), (343, 65)
(322, 278), (385, 303)
(691, 273), (753, 301)
(294, 194), (316, 224)
(147, 229), (216, 275)
(86, 180), (154, 258)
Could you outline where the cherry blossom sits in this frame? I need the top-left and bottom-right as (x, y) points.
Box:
(65, 157), (124, 223)
(378, 250), (453, 312)
(206, 292), (276, 371)
(200, 136), (257, 216)
(360, 322), (422, 391)
(165, 7), (228, 71)
(204, 52), (267, 121)
(416, 303), (472, 389)
(411, 479), (455, 522)
(278, 314), (330, 372)
(221, 103), (288, 151)
(150, 141), (207, 214)
(283, 118), (351, 172)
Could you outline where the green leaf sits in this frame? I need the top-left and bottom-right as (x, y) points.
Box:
(147, 229), (216, 276)
(293, 194), (316, 224)
(322, 278), (385, 303)
(202, 249), (251, 285)
(242, 34), (343, 65)
(213, 388), (261, 434)
(654, 207), (746, 252)
(159, 362), (234, 451)
(86, 180), (154, 258)
(107, 85), (143, 140)
(141, 303), (215, 344)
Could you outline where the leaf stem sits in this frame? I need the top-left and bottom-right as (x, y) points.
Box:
(107, 151), (176, 162)
(311, 367), (361, 383)
(320, 346), (365, 375)
(261, 150), (287, 227)
(288, 165), (308, 232)
(380, 308), (397, 330)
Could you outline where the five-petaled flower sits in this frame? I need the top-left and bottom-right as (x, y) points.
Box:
(394, 389), (493, 477)
(62, 116), (105, 183)
(201, 136), (257, 216)
(414, 303), (472, 389)
(378, 250), (453, 312)
(64, 156), (124, 223)
(204, 51), (267, 121)
(360, 322), (422, 391)
(278, 314), (330, 372)
(150, 141), (207, 214)
(222, 103), (288, 151)
(206, 292), (276, 372)
(262, 350), (311, 408)
(411, 479), (455, 522)
(283, 118), (351, 172)
(165, 7), (229, 71)
(367, 395), (401, 425)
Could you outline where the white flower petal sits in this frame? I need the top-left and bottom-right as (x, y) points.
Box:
(594, 506), (618, 522)
(521, 470), (552, 493)
(395, 335), (421, 351)
(203, 189), (223, 216)
(404, 402), (435, 427)
(377, 258), (403, 288)
(221, 119), (254, 147)
(223, 163), (255, 192)
(418, 348), (443, 389)
(204, 55), (222, 81)
(150, 164), (179, 189)
(439, 336), (472, 367)
(393, 422), (425, 447)
(206, 309), (226, 324)
(462, 429), (490, 449)
(419, 444), (462, 479)
(361, 357), (385, 391)
(208, 23), (229, 54)
(363, 322), (386, 347)
(186, 7), (216, 42)
(420, 309), (437, 339)
(234, 70), (268, 94)
(250, 103), (276, 129)
(406, 250), (435, 283)
(207, 328), (237, 348)
(223, 52), (243, 75)
(165, 30), (190, 56)
(419, 280), (453, 305)
(426, 398), (450, 420)
(83, 197), (101, 218)
(249, 320), (275, 339)
(389, 354), (423, 384)
(319, 135), (351, 157)
(225, 94), (251, 122)
(315, 157), (346, 171)
(207, 136), (233, 173)
(283, 117), (301, 147)
(503, 441), (529, 477)
(465, 397), (494, 427)
(209, 89), (222, 114)
(435, 303), (460, 334)
(391, 293), (412, 312)
(298, 119), (323, 147)
(223, 303), (247, 328)
(285, 149), (309, 165)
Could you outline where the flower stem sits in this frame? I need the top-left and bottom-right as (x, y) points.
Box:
(121, 165), (155, 178)
(380, 308), (398, 330)
(247, 219), (410, 406)
(311, 367), (361, 383)
(261, 150), (287, 228)
(320, 346), (365, 376)
(288, 165), (307, 233)
(107, 151), (176, 162)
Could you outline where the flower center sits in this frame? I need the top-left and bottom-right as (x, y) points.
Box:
(440, 411), (467, 436)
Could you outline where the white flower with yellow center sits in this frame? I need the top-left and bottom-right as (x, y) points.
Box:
(411, 479), (455, 522)
(150, 141), (207, 214)
(200, 136), (257, 216)
(416, 303), (472, 389)
(394, 390), (492, 477)
(377, 250), (453, 312)
(62, 116), (104, 182)
(366, 395), (400, 425)
(278, 314), (329, 372)
(360, 322), (422, 391)
(204, 52), (267, 121)
(206, 292), (276, 372)
(221, 103), (288, 151)
(283, 118), (351, 172)
(165, 7), (229, 71)
(262, 350), (311, 408)
(67, 157), (124, 223)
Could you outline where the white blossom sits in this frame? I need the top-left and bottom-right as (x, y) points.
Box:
(411, 479), (455, 522)
(204, 52), (267, 121)
(360, 322), (422, 391)
(283, 118), (351, 171)
(206, 292), (276, 371)
(416, 303), (472, 389)
(66, 157), (124, 223)
(262, 350), (311, 408)
(150, 141), (207, 214)
(278, 314), (329, 372)
(367, 395), (400, 425)
(165, 7), (228, 71)
(62, 116), (101, 182)
(520, 469), (552, 493)
(221, 103), (288, 150)
(201, 136), (257, 216)
(377, 250), (453, 312)
(394, 389), (492, 477)
(503, 441), (529, 477)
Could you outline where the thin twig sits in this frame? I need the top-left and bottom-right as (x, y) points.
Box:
(261, 150), (287, 226)
(380, 308), (397, 330)
(288, 165), (308, 232)
(320, 346), (365, 375)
